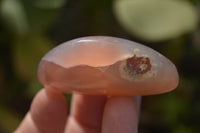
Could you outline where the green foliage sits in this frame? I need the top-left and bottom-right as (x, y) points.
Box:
(0, 105), (21, 133)
(30, 0), (67, 9)
(0, 0), (28, 35)
(114, 0), (198, 42)
(0, 0), (67, 35)
(22, 0), (66, 33)
(13, 34), (52, 80)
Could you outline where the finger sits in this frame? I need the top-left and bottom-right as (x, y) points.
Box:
(15, 88), (68, 133)
(102, 96), (140, 133)
(133, 96), (142, 114)
(65, 94), (106, 133)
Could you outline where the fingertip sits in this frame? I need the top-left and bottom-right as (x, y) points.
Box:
(133, 96), (142, 114)
(31, 88), (68, 133)
(16, 88), (68, 133)
(65, 94), (106, 133)
(15, 113), (42, 133)
(102, 97), (139, 133)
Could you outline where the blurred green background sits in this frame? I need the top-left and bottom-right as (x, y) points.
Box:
(0, 0), (200, 132)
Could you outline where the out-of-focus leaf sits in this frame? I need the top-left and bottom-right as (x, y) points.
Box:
(177, 76), (197, 99)
(114, 0), (198, 42)
(173, 125), (197, 133)
(31, 0), (67, 9)
(22, 0), (67, 32)
(0, 0), (29, 35)
(13, 34), (52, 81)
(154, 94), (188, 125)
(0, 63), (4, 89)
(193, 31), (200, 51)
(26, 79), (43, 98)
(0, 0), (67, 35)
(0, 105), (21, 132)
(64, 94), (72, 110)
(161, 38), (185, 64)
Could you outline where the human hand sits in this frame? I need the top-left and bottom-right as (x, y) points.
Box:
(15, 88), (141, 133)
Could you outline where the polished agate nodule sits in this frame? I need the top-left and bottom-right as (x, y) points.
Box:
(37, 36), (179, 95)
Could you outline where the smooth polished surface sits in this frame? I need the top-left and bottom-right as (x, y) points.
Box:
(37, 36), (179, 95)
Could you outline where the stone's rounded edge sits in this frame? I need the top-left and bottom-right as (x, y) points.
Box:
(37, 60), (46, 88)
(170, 62), (179, 90)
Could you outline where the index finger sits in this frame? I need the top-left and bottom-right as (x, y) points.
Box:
(15, 88), (68, 133)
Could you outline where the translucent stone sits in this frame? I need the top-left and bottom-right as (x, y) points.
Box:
(37, 36), (179, 95)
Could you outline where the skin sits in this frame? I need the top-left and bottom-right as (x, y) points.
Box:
(15, 88), (141, 133)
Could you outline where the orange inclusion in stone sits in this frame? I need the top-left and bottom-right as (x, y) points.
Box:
(126, 55), (152, 75)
